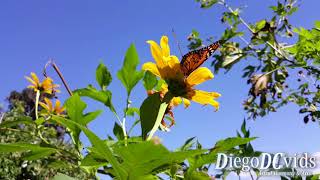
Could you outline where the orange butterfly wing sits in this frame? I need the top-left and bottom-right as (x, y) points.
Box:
(180, 40), (221, 76)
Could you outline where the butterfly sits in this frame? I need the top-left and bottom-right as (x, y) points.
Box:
(180, 40), (222, 76)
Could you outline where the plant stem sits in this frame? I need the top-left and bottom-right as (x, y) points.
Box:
(122, 95), (131, 146)
(43, 60), (73, 96)
(35, 90), (40, 120)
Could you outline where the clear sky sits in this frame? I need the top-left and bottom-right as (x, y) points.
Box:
(1, 0), (320, 179)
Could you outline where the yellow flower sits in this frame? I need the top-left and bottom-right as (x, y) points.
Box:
(142, 36), (220, 109)
(25, 72), (60, 94)
(39, 98), (65, 115)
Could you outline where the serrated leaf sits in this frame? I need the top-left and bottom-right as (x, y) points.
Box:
(74, 85), (115, 113)
(50, 115), (127, 179)
(113, 141), (204, 179)
(117, 44), (144, 96)
(96, 62), (112, 90)
(64, 94), (87, 124)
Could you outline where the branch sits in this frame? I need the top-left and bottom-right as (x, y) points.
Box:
(43, 59), (73, 96)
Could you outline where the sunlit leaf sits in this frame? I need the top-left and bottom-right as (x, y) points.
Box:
(50, 115), (127, 179)
(143, 71), (158, 91)
(74, 85), (115, 113)
(117, 44), (144, 96)
(96, 62), (112, 90)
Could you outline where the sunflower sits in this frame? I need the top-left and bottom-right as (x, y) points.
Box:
(39, 97), (65, 115)
(25, 72), (60, 94)
(142, 36), (220, 110)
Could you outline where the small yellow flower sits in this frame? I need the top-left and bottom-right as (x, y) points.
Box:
(25, 72), (60, 94)
(142, 36), (220, 109)
(39, 98), (65, 115)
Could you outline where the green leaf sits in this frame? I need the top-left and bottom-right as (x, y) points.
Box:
(35, 117), (45, 126)
(52, 173), (77, 180)
(212, 137), (256, 152)
(113, 122), (124, 140)
(50, 115), (127, 179)
(187, 171), (211, 180)
(113, 141), (204, 179)
(198, 0), (218, 9)
(140, 93), (162, 138)
(0, 116), (34, 128)
(178, 137), (196, 151)
(96, 62), (112, 90)
(126, 107), (140, 116)
(64, 94), (87, 124)
(255, 20), (266, 31)
(117, 44), (144, 96)
(315, 21), (320, 30)
(23, 149), (57, 160)
(0, 143), (57, 154)
(81, 153), (108, 168)
(74, 85), (115, 112)
(241, 119), (246, 135)
(186, 137), (256, 176)
(143, 71), (158, 91)
(82, 110), (103, 125)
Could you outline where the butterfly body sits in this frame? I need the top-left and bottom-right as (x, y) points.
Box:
(180, 40), (221, 76)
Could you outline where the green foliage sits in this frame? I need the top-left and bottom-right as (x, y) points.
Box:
(96, 61), (112, 90)
(117, 43), (144, 96)
(3, 1), (320, 178)
(140, 93), (162, 138)
(64, 94), (102, 151)
(0, 96), (92, 179)
(193, 0), (320, 124)
(75, 85), (115, 112)
(143, 71), (158, 91)
(196, 0), (219, 9)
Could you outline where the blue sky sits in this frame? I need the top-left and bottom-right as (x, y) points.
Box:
(1, 0), (320, 178)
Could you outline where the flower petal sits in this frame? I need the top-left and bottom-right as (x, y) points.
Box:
(186, 67), (214, 86)
(30, 72), (40, 85)
(142, 62), (161, 77)
(160, 36), (170, 57)
(183, 98), (191, 108)
(164, 56), (183, 79)
(171, 97), (182, 106)
(39, 102), (49, 111)
(25, 76), (37, 86)
(147, 40), (165, 68)
(44, 98), (53, 112)
(190, 90), (221, 110)
(161, 83), (169, 94)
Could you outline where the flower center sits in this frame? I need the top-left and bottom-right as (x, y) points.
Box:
(167, 79), (188, 97)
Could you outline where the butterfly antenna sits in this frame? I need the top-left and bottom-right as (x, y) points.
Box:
(172, 28), (183, 57)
